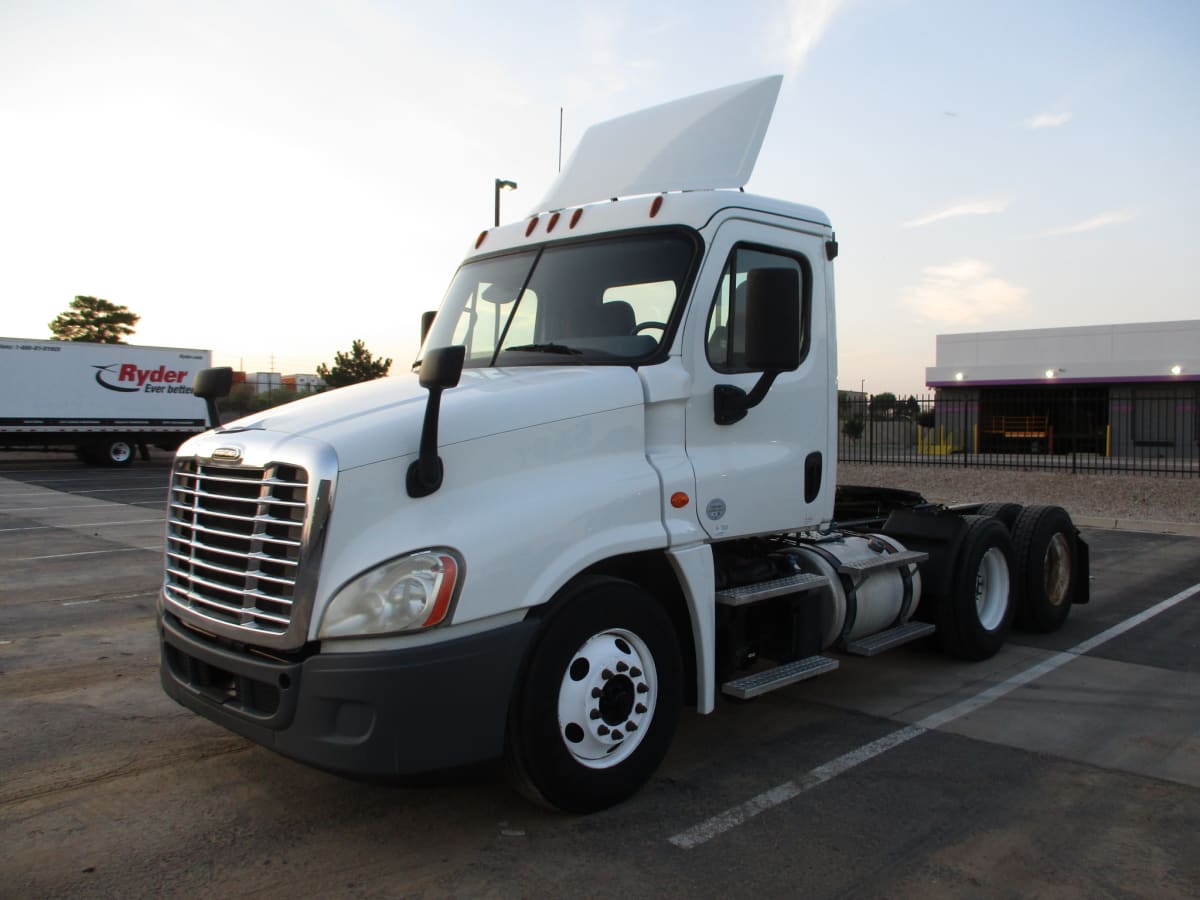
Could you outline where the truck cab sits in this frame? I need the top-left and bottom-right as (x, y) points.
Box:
(159, 77), (1087, 813)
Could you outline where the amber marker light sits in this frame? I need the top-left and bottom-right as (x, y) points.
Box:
(671, 492), (690, 509)
(650, 195), (663, 218)
(421, 554), (459, 628)
(475, 230), (488, 249)
(570, 208), (583, 229)
(548, 212), (560, 232)
(525, 217), (539, 236)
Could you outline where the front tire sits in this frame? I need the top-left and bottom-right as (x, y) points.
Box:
(82, 438), (134, 467)
(505, 576), (682, 813)
(102, 439), (135, 467)
(937, 515), (1015, 660)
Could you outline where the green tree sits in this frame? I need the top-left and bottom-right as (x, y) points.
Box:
(49, 295), (139, 343)
(317, 339), (392, 388)
(868, 391), (897, 418)
(248, 388), (304, 412)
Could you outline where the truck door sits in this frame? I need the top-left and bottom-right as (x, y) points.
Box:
(683, 221), (834, 539)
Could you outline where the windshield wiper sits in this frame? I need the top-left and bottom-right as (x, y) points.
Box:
(502, 343), (584, 356)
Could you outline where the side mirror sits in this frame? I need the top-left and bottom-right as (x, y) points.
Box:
(714, 268), (801, 425)
(744, 268), (800, 371)
(407, 345), (466, 498)
(193, 366), (233, 430)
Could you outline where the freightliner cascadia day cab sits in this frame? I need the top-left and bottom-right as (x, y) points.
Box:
(0, 337), (212, 465)
(159, 77), (1089, 812)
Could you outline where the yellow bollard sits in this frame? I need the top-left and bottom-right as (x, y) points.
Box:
(1106, 424), (1111, 458)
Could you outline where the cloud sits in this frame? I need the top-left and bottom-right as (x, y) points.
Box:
(904, 199), (1009, 228)
(782, 0), (849, 72)
(1037, 211), (1133, 237)
(902, 259), (1028, 325)
(1025, 112), (1072, 129)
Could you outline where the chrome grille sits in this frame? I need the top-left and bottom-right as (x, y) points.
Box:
(164, 459), (309, 637)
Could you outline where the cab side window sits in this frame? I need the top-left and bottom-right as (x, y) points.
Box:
(706, 246), (810, 373)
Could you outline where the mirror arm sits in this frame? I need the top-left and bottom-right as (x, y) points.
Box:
(406, 345), (466, 498)
(407, 386), (449, 497)
(204, 397), (223, 431)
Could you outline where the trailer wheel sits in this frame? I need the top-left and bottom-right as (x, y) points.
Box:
(505, 576), (682, 813)
(937, 515), (1014, 660)
(976, 502), (1022, 531)
(1011, 505), (1076, 633)
(93, 438), (135, 467)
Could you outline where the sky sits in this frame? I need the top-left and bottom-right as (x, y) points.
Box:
(2, 0), (1197, 397)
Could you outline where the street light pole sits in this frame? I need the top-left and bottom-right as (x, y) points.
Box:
(494, 178), (518, 227)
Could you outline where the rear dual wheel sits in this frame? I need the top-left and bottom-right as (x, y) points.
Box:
(1011, 505), (1077, 633)
(937, 515), (1015, 660)
(506, 576), (682, 813)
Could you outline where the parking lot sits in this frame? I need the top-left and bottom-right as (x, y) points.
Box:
(1, 455), (1198, 898)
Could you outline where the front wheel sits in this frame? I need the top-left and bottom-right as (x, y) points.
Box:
(505, 576), (682, 813)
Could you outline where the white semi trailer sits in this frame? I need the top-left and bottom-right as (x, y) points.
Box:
(0, 337), (211, 465)
(159, 77), (1088, 812)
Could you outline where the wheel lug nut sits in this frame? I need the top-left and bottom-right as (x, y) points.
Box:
(630, 667), (642, 677)
(636, 683), (648, 693)
(616, 661), (628, 672)
(598, 725), (609, 736)
(590, 709), (601, 719)
(591, 687), (602, 698)
(612, 730), (623, 740)
(635, 703), (647, 714)
(626, 721), (638, 731)
(602, 668), (613, 680)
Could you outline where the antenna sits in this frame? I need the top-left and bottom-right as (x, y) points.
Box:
(558, 107), (563, 172)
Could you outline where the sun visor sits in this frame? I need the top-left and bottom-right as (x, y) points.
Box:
(536, 75), (783, 213)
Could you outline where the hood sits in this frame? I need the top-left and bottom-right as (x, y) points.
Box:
(216, 366), (647, 471)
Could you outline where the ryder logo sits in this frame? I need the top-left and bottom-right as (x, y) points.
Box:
(94, 363), (194, 395)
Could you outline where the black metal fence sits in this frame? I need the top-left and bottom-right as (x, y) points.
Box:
(838, 387), (1199, 476)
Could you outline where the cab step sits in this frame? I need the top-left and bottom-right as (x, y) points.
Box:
(715, 572), (830, 607)
(835, 549), (927, 577)
(721, 655), (839, 699)
(842, 620), (935, 656)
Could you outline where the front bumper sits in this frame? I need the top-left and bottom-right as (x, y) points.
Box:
(160, 612), (538, 777)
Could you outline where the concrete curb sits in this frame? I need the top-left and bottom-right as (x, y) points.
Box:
(1073, 516), (1200, 538)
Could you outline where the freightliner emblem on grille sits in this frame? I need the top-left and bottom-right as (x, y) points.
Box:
(212, 447), (242, 461)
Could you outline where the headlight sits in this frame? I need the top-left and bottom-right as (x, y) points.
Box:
(319, 549), (461, 639)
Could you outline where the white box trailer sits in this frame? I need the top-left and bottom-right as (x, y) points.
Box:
(0, 337), (212, 465)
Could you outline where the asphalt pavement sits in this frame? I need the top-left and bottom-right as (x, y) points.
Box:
(1, 455), (1197, 898)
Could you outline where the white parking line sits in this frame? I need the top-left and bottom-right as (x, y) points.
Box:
(668, 581), (1200, 850)
(0, 517), (163, 533)
(0, 486), (164, 497)
(0, 504), (161, 514)
(13, 546), (162, 562)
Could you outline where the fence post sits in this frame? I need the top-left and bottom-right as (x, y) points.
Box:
(1075, 388), (1084, 475)
(868, 394), (874, 465)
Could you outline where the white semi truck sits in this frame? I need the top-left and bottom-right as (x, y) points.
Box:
(159, 77), (1088, 812)
(0, 337), (212, 465)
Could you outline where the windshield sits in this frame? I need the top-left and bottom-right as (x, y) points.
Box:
(419, 232), (697, 368)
